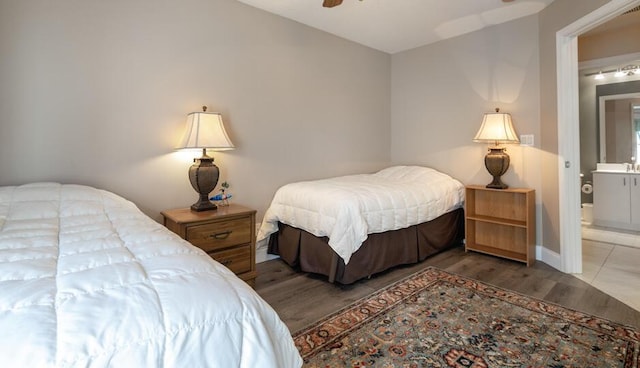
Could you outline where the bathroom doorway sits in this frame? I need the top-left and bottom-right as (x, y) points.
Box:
(558, 0), (640, 312)
(557, 0), (640, 275)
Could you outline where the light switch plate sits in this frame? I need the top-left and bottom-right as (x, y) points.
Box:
(520, 134), (534, 146)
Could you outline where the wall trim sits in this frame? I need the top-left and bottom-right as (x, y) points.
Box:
(536, 244), (561, 270)
(256, 244), (279, 264)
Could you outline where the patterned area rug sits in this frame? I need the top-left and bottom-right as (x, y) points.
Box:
(293, 267), (640, 367)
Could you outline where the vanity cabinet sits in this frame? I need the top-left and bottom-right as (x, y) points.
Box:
(593, 172), (640, 230)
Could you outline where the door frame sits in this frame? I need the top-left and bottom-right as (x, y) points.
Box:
(557, 0), (640, 273)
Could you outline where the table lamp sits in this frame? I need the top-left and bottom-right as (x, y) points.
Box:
(473, 108), (519, 189)
(177, 106), (234, 211)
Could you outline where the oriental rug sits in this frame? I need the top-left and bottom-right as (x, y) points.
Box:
(293, 267), (640, 367)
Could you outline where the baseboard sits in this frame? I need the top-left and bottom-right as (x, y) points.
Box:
(256, 244), (279, 263)
(255, 227), (279, 264)
(536, 245), (562, 271)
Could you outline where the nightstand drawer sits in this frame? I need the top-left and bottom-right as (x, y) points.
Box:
(186, 217), (252, 251)
(162, 205), (257, 287)
(209, 245), (251, 275)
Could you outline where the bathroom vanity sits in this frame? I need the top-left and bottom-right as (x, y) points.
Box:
(593, 163), (640, 231)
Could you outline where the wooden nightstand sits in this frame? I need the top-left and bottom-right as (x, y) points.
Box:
(161, 204), (257, 286)
(464, 185), (536, 266)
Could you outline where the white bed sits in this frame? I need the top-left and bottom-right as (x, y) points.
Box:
(257, 166), (465, 265)
(0, 183), (302, 367)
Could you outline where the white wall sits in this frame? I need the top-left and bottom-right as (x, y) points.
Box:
(0, 0), (391, 220)
(391, 15), (542, 230)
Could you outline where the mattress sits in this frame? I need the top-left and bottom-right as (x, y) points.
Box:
(257, 166), (465, 264)
(0, 183), (302, 367)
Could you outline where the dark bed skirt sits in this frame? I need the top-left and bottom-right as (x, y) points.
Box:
(267, 208), (465, 284)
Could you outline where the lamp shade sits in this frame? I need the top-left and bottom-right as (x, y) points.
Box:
(473, 109), (519, 145)
(177, 109), (234, 151)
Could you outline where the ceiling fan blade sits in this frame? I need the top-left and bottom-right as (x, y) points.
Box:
(323, 0), (343, 8)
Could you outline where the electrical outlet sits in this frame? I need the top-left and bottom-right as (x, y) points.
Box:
(520, 134), (534, 146)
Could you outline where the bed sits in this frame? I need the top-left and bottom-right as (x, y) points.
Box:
(0, 183), (302, 367)
(257, 166), (465, 284)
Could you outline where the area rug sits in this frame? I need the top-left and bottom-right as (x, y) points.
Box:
(293, 267), (640, 367)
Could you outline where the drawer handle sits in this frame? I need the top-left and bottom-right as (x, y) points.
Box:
(220, 259), (232, 266)
(210, 230), (232, 240)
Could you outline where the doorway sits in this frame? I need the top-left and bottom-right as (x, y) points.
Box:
(558, 0), (640, 274)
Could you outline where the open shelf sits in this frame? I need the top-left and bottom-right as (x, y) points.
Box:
(465, 214), (527, 228)
(465, 185), (536, 266)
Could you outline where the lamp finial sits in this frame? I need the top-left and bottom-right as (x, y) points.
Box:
(495, 107), (500, 113)
(202, 106), (207, 112)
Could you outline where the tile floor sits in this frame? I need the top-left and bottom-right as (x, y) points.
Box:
(580, 225), (640, 311)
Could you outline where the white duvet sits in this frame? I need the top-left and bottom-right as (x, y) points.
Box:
(0, 183), (301, 368)
(257, 166), (465, 264)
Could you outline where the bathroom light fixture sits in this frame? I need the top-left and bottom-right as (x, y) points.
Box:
(585, 64), (639, 80)
(177, 106), (235, 211)
(623, 65), (639, 76)
(473, 108), (520, 189)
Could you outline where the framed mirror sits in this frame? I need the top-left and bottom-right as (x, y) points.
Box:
(596, 80), (640, 163)
(598, 92), (640, 163)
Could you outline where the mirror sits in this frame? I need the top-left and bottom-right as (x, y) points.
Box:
(596, 80), (640, 163)
(598, 93), (640, 163)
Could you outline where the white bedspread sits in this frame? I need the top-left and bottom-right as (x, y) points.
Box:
(0, 183), (301, 368)
(257, 166), (465, 264)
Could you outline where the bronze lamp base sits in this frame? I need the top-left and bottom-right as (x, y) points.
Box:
(484, 147), (510, 189)
(189, 149), (219, 211)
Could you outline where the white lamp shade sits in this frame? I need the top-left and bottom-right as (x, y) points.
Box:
(177, 111), (235, 150)
(473, 111), (519, 144)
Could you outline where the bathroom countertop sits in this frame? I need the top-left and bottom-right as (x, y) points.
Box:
(592, 170), (640, 174)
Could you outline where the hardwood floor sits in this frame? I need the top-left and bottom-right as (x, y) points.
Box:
(254, 245), (640, 333)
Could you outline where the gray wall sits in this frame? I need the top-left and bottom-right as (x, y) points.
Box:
(537, 0), (610, 253)
(0, 0), (630, 259)
(391, 15), (541, 191)
(391, 15), (542, 245)
(391, 0), (625, 255)
(0, 0), (391, 220)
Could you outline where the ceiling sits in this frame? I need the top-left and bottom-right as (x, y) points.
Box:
(236, 0), (556, 54)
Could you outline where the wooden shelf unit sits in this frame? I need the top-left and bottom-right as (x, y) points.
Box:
(465, 185), (536, 266)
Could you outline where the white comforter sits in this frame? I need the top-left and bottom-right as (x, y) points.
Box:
(0, 183), (301, 368)
(257, 166), (465, 264)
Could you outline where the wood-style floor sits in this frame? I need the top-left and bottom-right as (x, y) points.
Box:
(254, 245), (640, 333)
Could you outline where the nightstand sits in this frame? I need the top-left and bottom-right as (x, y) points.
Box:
(161, 204), (257, 286)
(464, 185), (536, 266)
